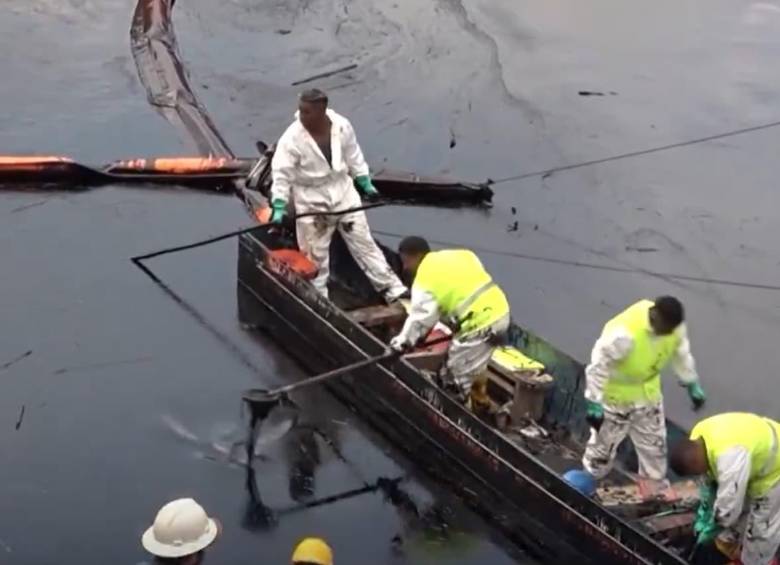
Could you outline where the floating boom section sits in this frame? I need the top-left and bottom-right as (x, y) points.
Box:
(130, 0), (234, 157)
(0, 155), (492, 205)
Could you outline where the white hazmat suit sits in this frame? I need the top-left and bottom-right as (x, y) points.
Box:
(271, 109), (407, 300)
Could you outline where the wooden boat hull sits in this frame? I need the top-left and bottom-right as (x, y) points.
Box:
(237, 230), (689, 565)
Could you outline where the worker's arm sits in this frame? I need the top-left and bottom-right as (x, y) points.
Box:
(672, 324), (706, 409)
(392, 287), (440, 348)
(584, 328), (633, 404)
(270, 134), (300, 204)
(713, 446), (752, 529)
(671, 323), (699, 385)
(341, 120), (370, 179)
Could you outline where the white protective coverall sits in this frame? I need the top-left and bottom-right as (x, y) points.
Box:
(271, 109), (407, 300)
(710, 448), (780, 565)
(582, 323), (699, 480)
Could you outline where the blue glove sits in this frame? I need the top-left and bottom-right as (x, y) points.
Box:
(586, 400), (604, 431)
(270, 198), (287, 224)
(687, 382), (706, 411)
(354, 175), (380, 201)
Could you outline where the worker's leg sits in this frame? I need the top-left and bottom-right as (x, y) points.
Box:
(296, 216), (337, 298)
(336, 211), (407, 300)
(582, 407), (632, 479)
(741, 482), (780, 565)
(627, 402), (668, 481)
(446, 315), (510, 401)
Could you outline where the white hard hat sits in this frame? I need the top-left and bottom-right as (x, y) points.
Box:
(141, 498), (219, 558)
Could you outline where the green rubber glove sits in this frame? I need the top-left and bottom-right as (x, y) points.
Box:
(270, 198), (287, 224)
(687, 382), (706, 411)
(354, 175), (379, 200)
(694, 481), (719, 545)
(586, 400), (604, 431)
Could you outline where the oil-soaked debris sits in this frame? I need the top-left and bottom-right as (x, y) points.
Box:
(53, 356), (152, 375)
(578, 91), (605, 96)
(276, 29), (291, 35)
(10, 199), (49, 214)
(0, 350), (32, 371)
(291, 63), (358, 86)
(14, 405), (25, 430)
(507, 221), (519, 232)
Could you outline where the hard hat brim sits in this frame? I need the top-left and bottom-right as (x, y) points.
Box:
(141, 517), (219, 558)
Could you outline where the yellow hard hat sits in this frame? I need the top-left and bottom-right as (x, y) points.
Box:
(291, 537), (333, 565)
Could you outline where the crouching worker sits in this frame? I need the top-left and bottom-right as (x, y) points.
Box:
(141, 498), (220, 564)
(671, 413), (780, 565)
(389, 236), (510, 409)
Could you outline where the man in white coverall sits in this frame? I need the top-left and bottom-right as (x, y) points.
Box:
(671, 413), (780, 565)
(582, 296), (707, 483)
(268, 88), (407, 302)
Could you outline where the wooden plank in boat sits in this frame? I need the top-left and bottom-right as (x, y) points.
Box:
(346, 303), (406, 328)
(637, 511), (694, 537)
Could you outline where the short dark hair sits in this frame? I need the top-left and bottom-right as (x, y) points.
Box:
(653, 295), (684, 327)
(669, 438), (698, 475)
(398, 236), (430, 255)
(299, 88), (328, 105)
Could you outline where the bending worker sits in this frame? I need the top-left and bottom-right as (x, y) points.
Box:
(582, 296), (707, 482)
(670, 413), (780, 565)
(389, 236), (510, 408)
(269, 88), (407, 302)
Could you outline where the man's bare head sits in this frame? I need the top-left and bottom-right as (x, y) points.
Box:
(298, 88), (328, 132)
(669, 437), (708, 476)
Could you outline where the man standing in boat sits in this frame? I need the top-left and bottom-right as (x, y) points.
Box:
(389, 236), (510, 409)
(268, 88), (408, 302)
(581, 296), (707, 484)
(670, 413), (780, 565)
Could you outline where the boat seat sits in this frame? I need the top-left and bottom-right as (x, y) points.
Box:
(346, 303), (407, 328)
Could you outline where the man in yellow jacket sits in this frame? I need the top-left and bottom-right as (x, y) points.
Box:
(670, 413), (780, 565)
(581, 297), (706, 482)
(389, 236), (510, 406)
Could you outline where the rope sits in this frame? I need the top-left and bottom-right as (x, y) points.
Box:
(487, 119), (780, 186)
(130, 202), (390, 375)
(373, 229), (780, 292)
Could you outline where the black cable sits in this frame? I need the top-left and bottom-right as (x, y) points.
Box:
(373, 229), (780, 292)
(131, 202), (387, 262)
(130, 202), (389, 375)
(488, 119), (780, 186)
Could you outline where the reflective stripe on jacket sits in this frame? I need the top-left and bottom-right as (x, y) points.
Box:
(413, 250), (509, 334)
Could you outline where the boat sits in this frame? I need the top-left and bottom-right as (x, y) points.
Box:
(236, 223), (702, 565)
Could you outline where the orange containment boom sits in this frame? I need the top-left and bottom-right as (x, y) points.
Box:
(0, 153), (492, 206)
(103, 157), (250, 176)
